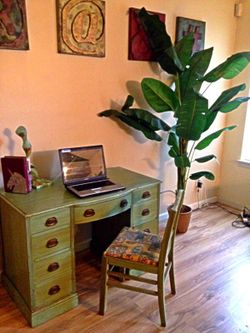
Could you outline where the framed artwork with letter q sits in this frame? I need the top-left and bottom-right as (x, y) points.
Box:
(56, 0), (105, 57)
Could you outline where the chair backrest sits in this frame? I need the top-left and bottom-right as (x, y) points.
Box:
(158, 190), (184, 269)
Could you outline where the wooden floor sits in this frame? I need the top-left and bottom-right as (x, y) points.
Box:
(1, 204), (250, 333)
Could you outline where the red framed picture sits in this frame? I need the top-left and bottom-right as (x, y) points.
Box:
(128, 8), (165, 61)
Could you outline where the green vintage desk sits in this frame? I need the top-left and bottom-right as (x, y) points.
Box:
(0, 167), (160, 327)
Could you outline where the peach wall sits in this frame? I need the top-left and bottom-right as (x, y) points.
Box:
(218, 0), (250, 210)
(0, 0), (237, 213)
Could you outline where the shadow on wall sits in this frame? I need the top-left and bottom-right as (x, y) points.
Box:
(3, 128), (15, 155)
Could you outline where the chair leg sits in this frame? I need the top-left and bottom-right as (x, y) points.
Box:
(99, 255), (109, 315)
(169, 260), (176, 295)
(118, 267), (126, 282)
(158, 274), (166, 327)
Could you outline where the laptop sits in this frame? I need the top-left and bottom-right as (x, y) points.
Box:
(58, 145), (125, 198)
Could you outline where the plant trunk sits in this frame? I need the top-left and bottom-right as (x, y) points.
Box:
(175, 138), (192, 232)
(177, 167), (186, 190)
(177, 138), (188, 191)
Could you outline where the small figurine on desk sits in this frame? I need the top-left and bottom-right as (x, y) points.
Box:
(15, 126), (32, 158)
(15, 125), (52, 189)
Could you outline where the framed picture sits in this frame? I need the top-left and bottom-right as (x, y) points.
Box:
(56, 0), (105, 57)
(128, 8), (165, 61)
(176, 17), (205, 53)
(0, 0), (29, 50)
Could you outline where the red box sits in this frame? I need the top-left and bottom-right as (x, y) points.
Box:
(1, 156), (31, 194)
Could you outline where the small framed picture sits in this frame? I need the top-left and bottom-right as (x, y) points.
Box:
(0, 0), (29, 50)
(176, 17), (205, 53)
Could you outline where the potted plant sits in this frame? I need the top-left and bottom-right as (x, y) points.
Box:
(98, 7), (250, 232)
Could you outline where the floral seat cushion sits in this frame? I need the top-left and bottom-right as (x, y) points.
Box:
(104, 227), (162, 266)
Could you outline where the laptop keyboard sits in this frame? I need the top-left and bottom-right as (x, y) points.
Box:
(72, 180), (114, 191)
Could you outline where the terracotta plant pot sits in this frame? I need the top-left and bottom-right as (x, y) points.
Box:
(168, 204), (192, 233)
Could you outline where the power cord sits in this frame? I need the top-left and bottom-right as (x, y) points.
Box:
(195, 180), (209, 209)
(232, 217), (249, 228)
(238, 206), (250, 228)
(231, 205), (250, 228)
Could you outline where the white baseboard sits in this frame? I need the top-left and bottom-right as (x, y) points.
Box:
(159, 196), (217, 222)
(188, 196), (217, 211)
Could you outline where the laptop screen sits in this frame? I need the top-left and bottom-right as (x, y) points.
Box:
(58, 145), (107, 186)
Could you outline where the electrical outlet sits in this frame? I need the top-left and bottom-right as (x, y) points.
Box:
(197, 179), (203, 189)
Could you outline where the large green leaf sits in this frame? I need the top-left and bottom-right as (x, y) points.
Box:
(169, 147), (177, 158)
(162, 47), (184, 73)
(189, 171), (215, 180)
(175, 33), (194, 67)
(204, 84), (247, 131)
(195, 154), (216, 163)
(209, 84), (246, 112)
(176, 90), (208, 140)
(118, 94), (172, 131)
(202, 52), (250, 82)
(121, 95), (134, 111)
(124, 108), (171, 131)
(141, 78), (179, 112)
(99, 109), (163, 141)
(179, 47), (213, 98)
(138, 8), (172, 50)
(168, 131), (179, 157)
(138, 8), (183, 74)
(203, 111), (218, 134)
(195, 125), (236, 150)
(220, 97), (250, 113)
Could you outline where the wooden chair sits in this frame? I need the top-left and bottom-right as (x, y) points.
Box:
(99, 190), (184, 327)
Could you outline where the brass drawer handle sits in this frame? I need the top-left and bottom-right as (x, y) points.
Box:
(142, 191), (151, 199)
(45, 217), (58, 227)
(46, 238), (59, 248)
(48, 285), (61, 295)
(83, 209), (95, 217)
(47, 262), (60, 272)
(142, 208), (150, 216)
(120, 199), (128, 208)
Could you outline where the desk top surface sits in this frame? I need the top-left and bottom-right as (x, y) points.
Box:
(0, 167), (160, 217)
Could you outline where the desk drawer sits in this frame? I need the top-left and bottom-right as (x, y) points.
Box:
(131, 199), (158, 226)
(32, 250), (72, 284)
(73, 194), (131, 224)
(29, 208), (70, 235)
(133, 185), (159, 204)
(33, 271), (73, 308)
(132, 219), (158, 234)
(31, 227), (71, 259)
